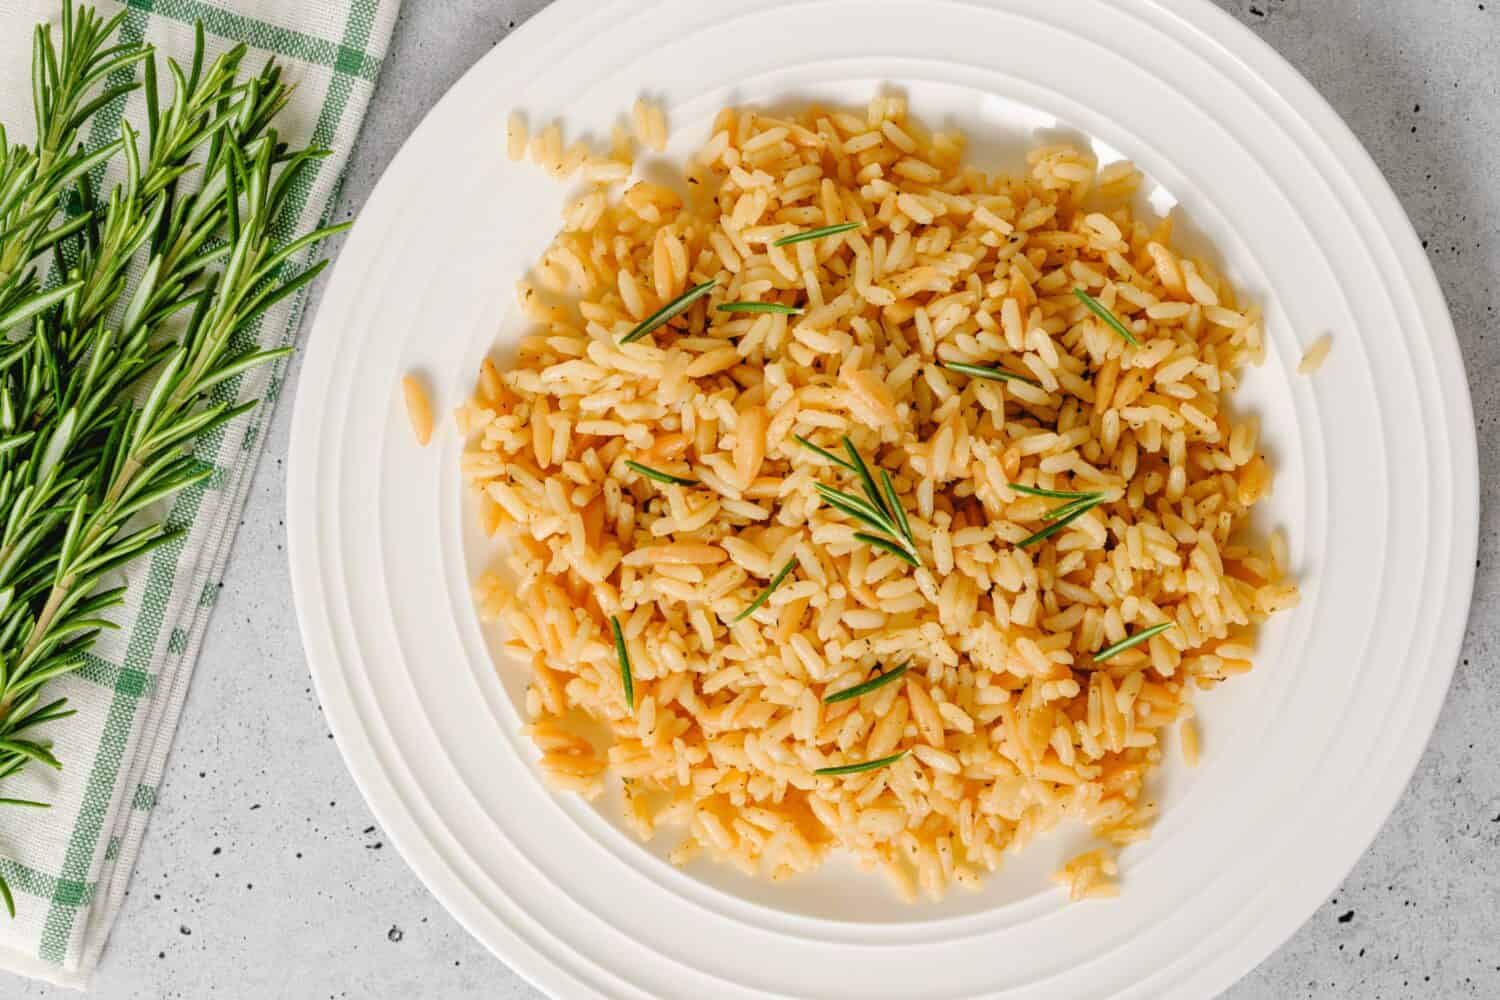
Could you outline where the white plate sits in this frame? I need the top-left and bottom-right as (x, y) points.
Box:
(286, 0), (1478, 996)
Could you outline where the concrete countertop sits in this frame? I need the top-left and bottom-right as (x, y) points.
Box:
(6, 0), (1498, 996)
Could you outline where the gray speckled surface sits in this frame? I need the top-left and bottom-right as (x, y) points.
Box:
(2, 0), (1496, 996)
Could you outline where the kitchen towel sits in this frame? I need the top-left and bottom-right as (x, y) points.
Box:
(0, 0), (397, 985)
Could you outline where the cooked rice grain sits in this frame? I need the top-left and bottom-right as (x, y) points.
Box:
(1298, 333), (1332, 374)
(402, 374), (433, 446)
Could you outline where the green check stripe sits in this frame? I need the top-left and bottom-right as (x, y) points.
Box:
(130, 784), (156, 812)
(0, 859), (94, 909)
(125, 0), (383, 82)
(73, 655), (155, 699)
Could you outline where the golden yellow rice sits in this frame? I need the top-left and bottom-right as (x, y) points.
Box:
(457, 96), (1298, 901)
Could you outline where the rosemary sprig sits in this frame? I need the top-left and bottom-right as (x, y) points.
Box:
(0, 3), (345, 917)
(609, 614), (634, 710)
(0, 3), (148, 332)
(814, 750), (907, 776)
(716, 301), (802, 315)
(733, 556), (796, 622)
(940, 361), (1040, 386)
(619, 278), (716, 344)
(624, 459), (696, 486)
(823, 661), (909, 704)
(810, 437), (922, 567)
(793, 433), (854, 471)
(1094, 622), (1175, 663)
(1073, 288), (1139, 346)
(773, 221), (861, 247)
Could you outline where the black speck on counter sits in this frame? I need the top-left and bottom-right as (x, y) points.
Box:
(387, 925), (404, 943)
(1338, 910), (1355, 924)
(179, 925), (192, 936)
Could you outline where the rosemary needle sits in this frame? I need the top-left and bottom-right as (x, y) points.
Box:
(1008, 484), (1099, 500)
(794, 434), (856, 471)
(1073, 288), (1140, 346)
(620, 279), (717, 344)
(940, 361), (1040, 387)
(773, 221), (862, 247)
(625, 460), (697, 486)
(717, 301), (803, 315)
(815, 750), (908, 776)
(1016, 497), (1104, 548)
(733, 557), (797, 622)
(610, 615), (634, 710)
(1041, 495), (1105, 522)
(1094, 622), (1176, 663)
(853, 532), (921, 567)
(823, 662), (910, 704)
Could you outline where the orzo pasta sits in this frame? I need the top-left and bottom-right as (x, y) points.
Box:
(457, 96), (1297, 901)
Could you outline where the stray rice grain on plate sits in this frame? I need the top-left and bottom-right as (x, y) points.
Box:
(457, 96), (1299, 901)
(402, 374), (433, 446)
(1298, 333), (1332, 374)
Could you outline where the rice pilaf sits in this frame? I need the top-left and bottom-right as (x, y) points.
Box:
(456, 95), (1298, 902)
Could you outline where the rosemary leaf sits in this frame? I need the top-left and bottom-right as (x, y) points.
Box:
(815, 750), (908, 776)
(879, 469), (913, 546)
(794, 433), (855, 471)
(1073, 288), (1140, 346)
(1009, 483), (1099, 500)
(840, 435), (890, 519)
(619, 278), (716, 344)
(1042, 494), (1106, 523)
(716, 301), (802, 315)
(773, 221), (862, 247)
(940, 361), (1040, 386)
(733, 557), (797, 622)
(610, 615), (634, 711)
(852, 532), (920, 567)
(624, 459), (697, 486)
(1094, 622), (1176, 663)
(823, 661), (909, 704)
(813, 483), (889, 533)
(1017, 497), (1103, 548)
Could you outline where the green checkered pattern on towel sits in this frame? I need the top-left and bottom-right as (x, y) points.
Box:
(0, 0), (397, 985)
